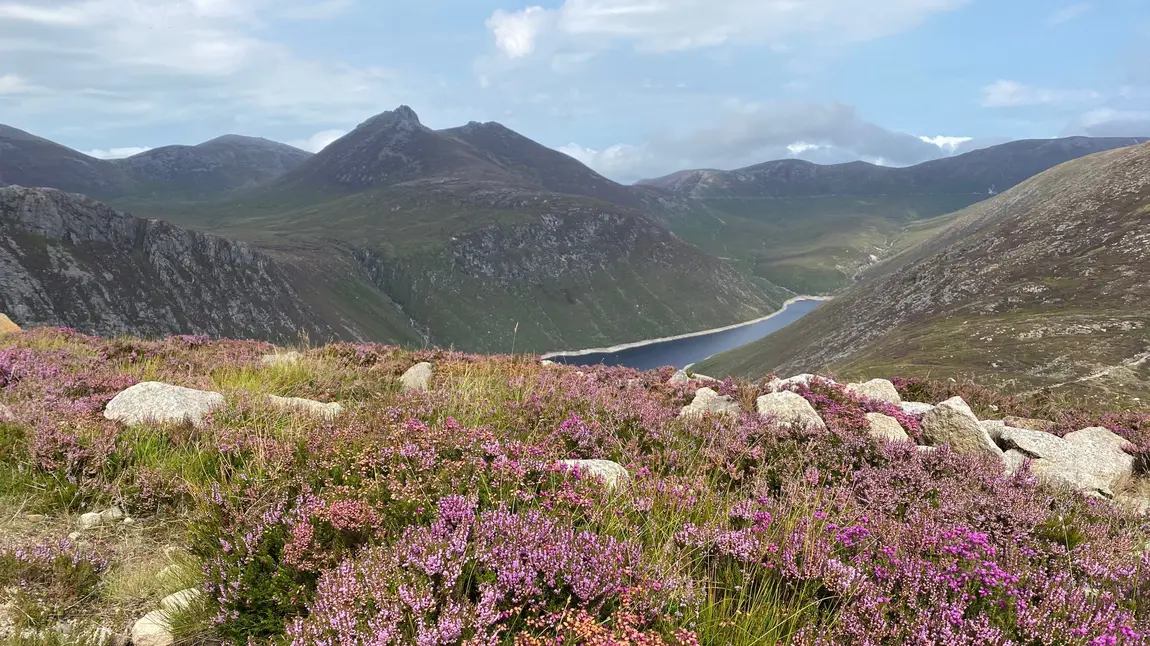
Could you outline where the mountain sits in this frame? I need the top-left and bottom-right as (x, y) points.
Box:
(0, 124), (312, 201)
(0, 125), (133, 197)
(116, 135), (312, 197)
(0, 186), (421, 343)
(640, 137), (1149, 294)
(694, 142), (1150, 405)
(279, 106), (644, 209)
(2, 109), (790, 352)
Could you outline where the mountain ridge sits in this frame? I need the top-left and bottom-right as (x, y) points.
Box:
(0, 185), (422, 343)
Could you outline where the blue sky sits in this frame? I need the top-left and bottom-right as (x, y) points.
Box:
(1, 0), (1147, 182)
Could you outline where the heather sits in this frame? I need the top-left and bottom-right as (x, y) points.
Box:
(0, 327), (1148, 645)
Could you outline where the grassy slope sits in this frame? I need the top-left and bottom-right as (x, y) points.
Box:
(695, 143), (1150, 407)
(662, 195), (977, 294)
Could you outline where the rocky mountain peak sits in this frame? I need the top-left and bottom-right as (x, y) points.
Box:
(357, 105), (424, 133)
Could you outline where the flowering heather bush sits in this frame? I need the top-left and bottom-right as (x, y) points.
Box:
(288, 496), (657, 645)
(1, 328), (1149, 645)
(0, 538), (110, 611)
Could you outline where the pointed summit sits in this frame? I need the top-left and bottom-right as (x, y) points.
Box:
(357, 105), (423, 132)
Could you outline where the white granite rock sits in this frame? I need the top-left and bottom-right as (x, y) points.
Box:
(680, 387), (741, 419)
(756, 391), (826, 431)
(400, 362), (434, 392)
(104, 382), (224, 427)
(557, 459), (630, 490)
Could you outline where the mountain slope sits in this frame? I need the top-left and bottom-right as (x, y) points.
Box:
(442, 121), (646, 209)
(640, 137), (1148, 294)
(0, 186), (421, 343)
(695, 142), (1150, 404)
(0, 125), (312, 201)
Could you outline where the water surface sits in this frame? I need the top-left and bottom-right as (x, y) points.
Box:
(546, 298), (824, 371)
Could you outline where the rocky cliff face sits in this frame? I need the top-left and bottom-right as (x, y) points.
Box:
(347, 187), (788, 353)
(696, 142), (1150, 404)
(0, 186), (346, 341)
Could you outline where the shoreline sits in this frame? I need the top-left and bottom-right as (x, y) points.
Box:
(541, 295), (832, 360)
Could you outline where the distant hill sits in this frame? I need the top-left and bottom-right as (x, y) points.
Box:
(640, 137), (1149, 198)
(639, 137), (1149, 294)
(695, 142), (1150, 406)
(117, 135), (312, 197)
(0, 125), (312, 201)
(0, 186), (420, 343)
(0, 124), (134, 197)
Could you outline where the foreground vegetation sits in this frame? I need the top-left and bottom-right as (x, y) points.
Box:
(1, 328), (1148, 645)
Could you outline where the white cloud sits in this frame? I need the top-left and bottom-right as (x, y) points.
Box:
(277, 0), (354, 20)
(981, 79), (1101, 107)
(0, 1), (406, 132)
(557, 100), (956, 182)
(85, 146), (152, 159)
(1046, 3), (1091, 25)
(487, 0), (973, 58)
(919, 135), (972, 152)
(486, 6), (551, 58)
(786, 142), (822, 155)
(0, 73), (33, 94)
(289, 129), (346, 152)
(1062, 108), (1150, 137)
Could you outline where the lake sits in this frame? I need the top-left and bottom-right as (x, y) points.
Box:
(543, 297), (825, 371)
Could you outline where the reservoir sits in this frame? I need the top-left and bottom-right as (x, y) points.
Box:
(544, 297), (825, 371)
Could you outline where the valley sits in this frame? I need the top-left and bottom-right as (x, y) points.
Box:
(696, 141), (1150, 405)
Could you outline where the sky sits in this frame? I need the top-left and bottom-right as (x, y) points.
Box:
(0, 0), (1148, 183)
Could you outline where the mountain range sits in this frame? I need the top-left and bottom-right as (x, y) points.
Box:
(2, 107), (1146, 356)
(696, 141), (1150, 405)
(1, 108), (788, 351)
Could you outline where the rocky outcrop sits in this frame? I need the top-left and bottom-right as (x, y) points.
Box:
(846, 379), (902, 404)
(104, 382), (224, 427)
(400, 362), (434, 392)
(1004, 416), (1056, 432)
(159, 588), (205, 613)
(899, 402), (935, 416)
(131, 611), (173, 646)
(0, 187), (348, 341)
(261, 351), (303, 366)
(557, 459), (630, 489)
(866, 412), (910, 442)
(680, 387), (742, 419)
(920, 397), (1004, 459)
(768, 374), (820, 392)
(267, 395), (343, 420)
(1000, 425), (1135, 497)
(78, 507), (125, 530)
(756, 392), (826, 431)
